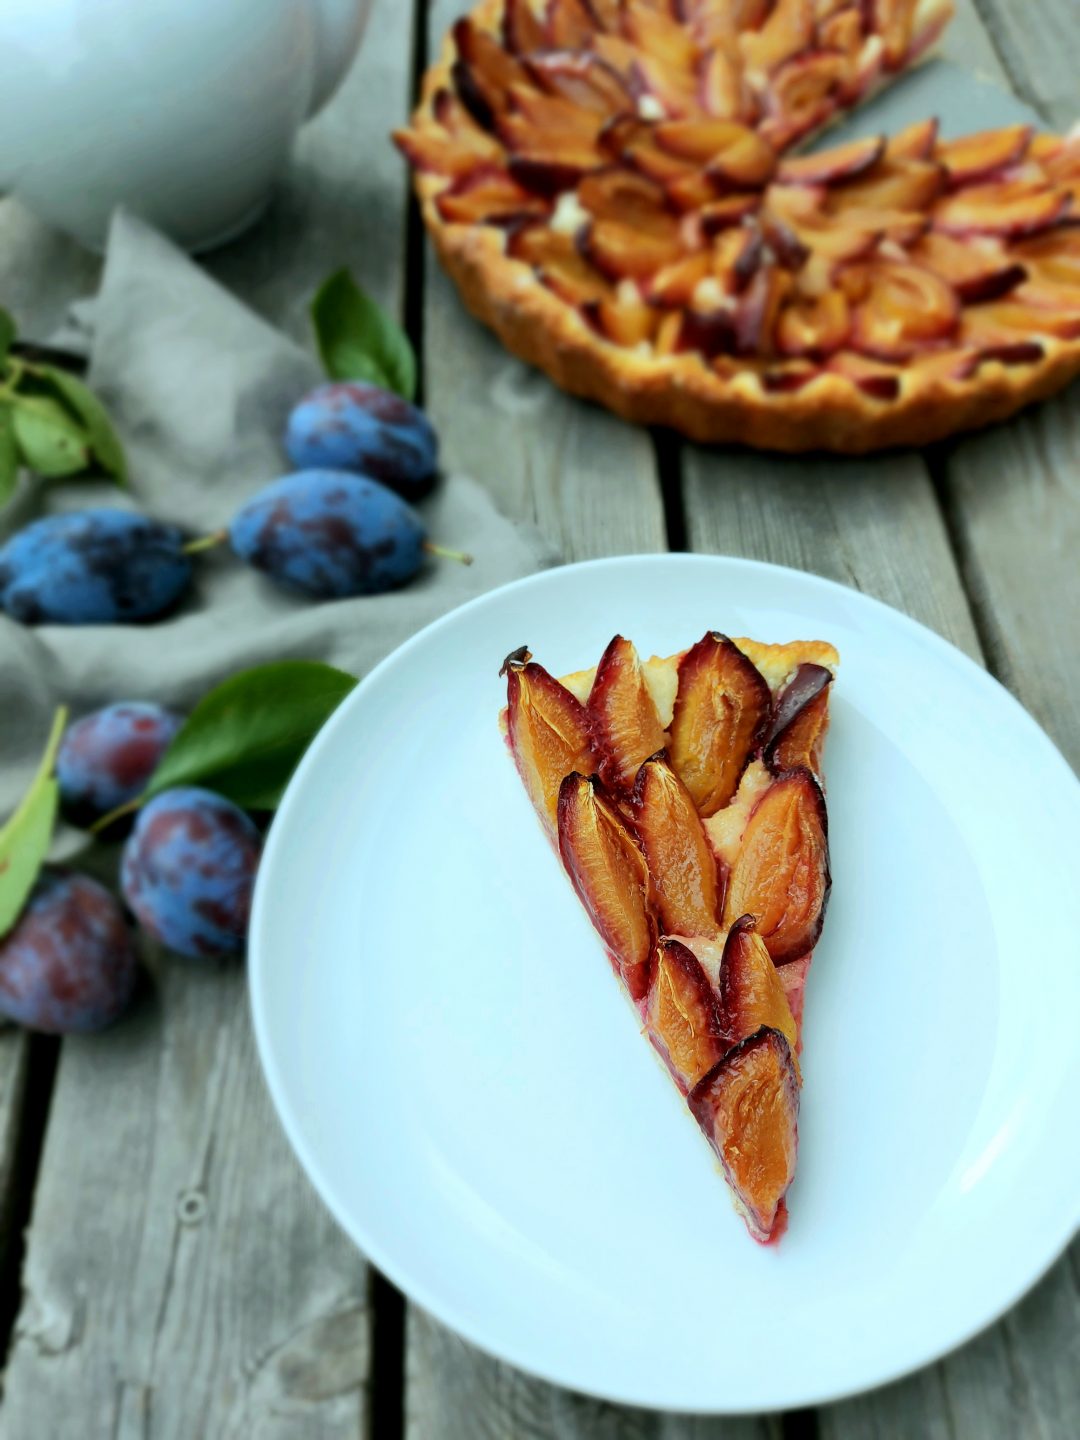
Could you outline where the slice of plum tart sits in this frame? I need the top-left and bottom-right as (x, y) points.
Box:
(499, 631), (836, 1243)
(396, 0), (1080, 452)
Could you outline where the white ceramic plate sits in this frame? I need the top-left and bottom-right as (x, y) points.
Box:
(250, 555), (1080, 1414)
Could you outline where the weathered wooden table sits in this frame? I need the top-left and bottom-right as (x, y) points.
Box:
(0, 1), (1077, 1435)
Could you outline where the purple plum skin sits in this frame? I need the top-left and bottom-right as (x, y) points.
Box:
(284, 382), (438, 495)
(0, 871), (138, 1033)
(228, 470), (425, 598)
(0, 509), (192, 625)
(57, 702), (183, 823)
(121, 788), (262, 959)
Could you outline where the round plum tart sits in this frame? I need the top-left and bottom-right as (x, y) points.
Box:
(396, 0), (1080, 452)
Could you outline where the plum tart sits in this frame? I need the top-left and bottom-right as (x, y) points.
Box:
(397, 0), (1080, 452)
(500, 632), (836, 1242)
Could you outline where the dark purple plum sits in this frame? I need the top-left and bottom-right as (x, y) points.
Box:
(0, 509), (192, 625)
(0, 871), (138, 1033)
(58, 702), (183, 823)
(228, 470), (426, 598)
(284, 382), (438, 496)
(121, 788), (261, 958)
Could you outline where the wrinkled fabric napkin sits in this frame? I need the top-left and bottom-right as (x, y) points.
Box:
(1, 210), (551, 819)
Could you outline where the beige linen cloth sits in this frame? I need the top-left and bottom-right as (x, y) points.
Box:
(0, 211), (550, 823)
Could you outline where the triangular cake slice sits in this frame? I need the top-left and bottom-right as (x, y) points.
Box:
(500, 633), (836, 1242)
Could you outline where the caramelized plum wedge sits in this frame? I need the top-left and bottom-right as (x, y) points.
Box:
(722, 768), (830, 963)
(777, 136), (886, 188)
(940, 125), (1033, 187)
(934, 182), (1071, 239)
(765, 663), (833, 775)
(503, 648), (598, 835)
(689, 1026), (800, 1243)
(630, 754), (722, 937)
(848, 261), (960, 360)
(587, 636), (670, 792)
(646, 938), (726, 1091)
(718, 915), (799, 1057)
(669, 633), (771, 816)
(557, 772), (656, 1000)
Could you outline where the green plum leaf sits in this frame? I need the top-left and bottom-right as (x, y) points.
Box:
(311, 267), (416, 399)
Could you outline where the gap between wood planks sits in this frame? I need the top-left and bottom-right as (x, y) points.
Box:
(0, 1036), (59, 1369)
(362, 6), (430, 1437)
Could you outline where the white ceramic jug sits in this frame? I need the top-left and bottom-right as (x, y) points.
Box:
(0, 0), (372, 252)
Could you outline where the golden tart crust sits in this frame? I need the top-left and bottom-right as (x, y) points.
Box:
(400, 0), (1080, 453)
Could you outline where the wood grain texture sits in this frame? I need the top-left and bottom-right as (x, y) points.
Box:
(0, 961), (368, 1440)
(407, 1312), (778, 1440)
(0, 5), (419, 1435)
(972, 0), (1076, 125)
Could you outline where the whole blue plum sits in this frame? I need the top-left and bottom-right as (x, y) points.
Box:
(0, 871), (138, 1033)
(284, 382), (438, 495)
(229, 470), (425, 598)
(58, 702), (184, 823)
(0, 509), (192, 625)
(121, 788), (262, 958)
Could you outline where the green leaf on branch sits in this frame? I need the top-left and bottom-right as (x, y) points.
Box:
(0, 707), (67, 941)
(35, 366), (127, 484)
(0, 405), (18, 508)
(0, 307), (15, 364)
(95, 662), (358, 830)
(311, 267), (416, 399)
(11, 393), (90, 477)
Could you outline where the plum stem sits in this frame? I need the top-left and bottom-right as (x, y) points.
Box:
(423, 541), (473, 567)
(89, 796), (142, 835)
(183, 529), (228, 556)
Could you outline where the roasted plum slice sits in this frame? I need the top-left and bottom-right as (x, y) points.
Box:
(451, 19), (531, 130)
(669, 632), (771, 817)
(689, 1026), (800, 1243)
(646, 938), (726, 1091)
(502, 0), (546, 55)
(722, 767), (830, 963)
(885, 117), (939, 162)
(503, 648), (598, 835)
(911, 232), (1026, 303)
(934, 182), (1071, 239)
(435, 167), (549, 226)
(587, 636), (670, 792)
(848, 260), (960, 360)
(759, 52), (852, 151)
(508, 226), (612, 307)
(630, 754), (722, 937)
(777, 136), (886, 188)
(653, 120), (777, 188)
(939, 124), (1033, 187)
(737, 0), (814, 75)
(582, 221), (687, 282)
(829, 159), (946, 217)
(543, 0), (598, 49)
(764, 663), (833, 775)
(558, 772), (656, 1000)
(527, 51), (634, 112)
(718, 915), (799, 1057)
(776, 290), (851, 358)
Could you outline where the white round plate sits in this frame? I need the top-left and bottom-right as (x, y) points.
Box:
(250, 555), (1080, 1414)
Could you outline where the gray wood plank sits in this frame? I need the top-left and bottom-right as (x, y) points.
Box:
(0, 2), (419, 1432)
(819, 5), (1080, 1436)
(972, 0), (1077, 126)
(407, 1313), (778, 1440)
(0, 958), (368, 1440)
